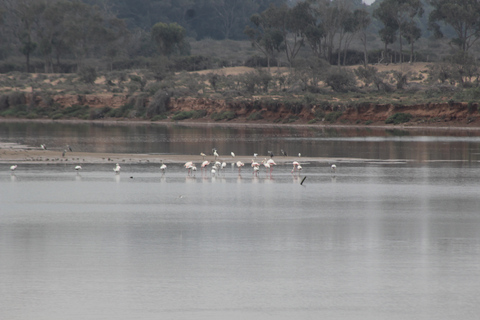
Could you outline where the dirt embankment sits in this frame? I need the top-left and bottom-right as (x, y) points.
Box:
(46, 94), (480, 127)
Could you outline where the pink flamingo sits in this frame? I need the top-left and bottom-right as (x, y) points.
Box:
(201, 160), (210, 173)
(291, 161), (300, 173)
(184, 161), (193, 175)
(236, 161), (244, 173)
(266, 158), (276, 173)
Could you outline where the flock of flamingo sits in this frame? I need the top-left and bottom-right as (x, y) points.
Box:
(7, 147), (337, 176)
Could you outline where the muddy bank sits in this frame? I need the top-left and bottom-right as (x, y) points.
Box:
(45, 94), (480, 128)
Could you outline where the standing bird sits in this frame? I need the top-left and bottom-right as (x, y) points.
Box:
(187, 163), (197, 175)
(62, 149), (67, 157)
(67, 145), (73, 152)
(281, 149), (287, 157)
(331, 164), (337, 173)
(114, 163), (121, 174)
(200, 152), (206, 160)
(213, 149), (219, 160)
(298, 153), (301, 157)
(253, 153), (258, 159)
(231, 152), (235, 158)
(201, 160), (210, 173)
(75, 165), (82, 171)
(236, 161), (244, 173)
(10, 165), (17, 171)
(291, 161), (300, 173)
(160, 161), (167, 173)
(268, 150), (274, 158)
(41, 144), (47, 150)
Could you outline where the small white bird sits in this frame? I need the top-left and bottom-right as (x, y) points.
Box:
(10, 165), (17, 171)
(231, 152), (235, 157)
(41, 144), (47, 150)
(75, 165), (82, 171)
(298, 153), (301, 157)
(214, 150), (219, 159)
(200, 152), (206, 159)
(160, 161), (167, 173)
(253, 153), (258, 159)
(331, 164), (337, 173)
(114, 163), (121, 174)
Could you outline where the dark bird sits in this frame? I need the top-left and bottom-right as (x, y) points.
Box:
(300, 176), (307, 185)
(281, 149), (287, 157)
(268, 150), (274, 158)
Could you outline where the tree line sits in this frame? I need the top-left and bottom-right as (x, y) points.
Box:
(1, 0), (480, 74)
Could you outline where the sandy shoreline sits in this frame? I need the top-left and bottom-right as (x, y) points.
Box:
(1, 143), (348, 166)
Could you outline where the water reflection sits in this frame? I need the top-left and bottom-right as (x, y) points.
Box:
(2, 121), (480, 162)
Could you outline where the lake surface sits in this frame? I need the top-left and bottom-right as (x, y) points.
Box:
(1, 122), (480, 320)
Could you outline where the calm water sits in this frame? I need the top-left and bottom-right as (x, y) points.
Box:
(1, 122), (480, 320)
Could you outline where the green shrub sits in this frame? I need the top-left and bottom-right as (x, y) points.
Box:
(385, 112), (413, 124)
(247, 111), (263, 120)
(325, 111), (343, 123)
(192, 110), (207, 119)
(146, 90), (170, 118)
(151, 114), (167, 121)
(211, 111), (236, 121)
(314, 109), (325, 119)
(172, 111), (194, 121)
(325, 69), (356, 92)
(283, 116), (299, 123)
(78, 66), (97, 84)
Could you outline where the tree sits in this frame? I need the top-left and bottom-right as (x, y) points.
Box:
(3, 0), (45, 72)
(374, 0), (423, 63)
(402, 20), (421, 63)
(354, 8), (371, 67)
(429, 0), (480, 52)
(244, 10), (284, 70)
(151, 22), (186, 57)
